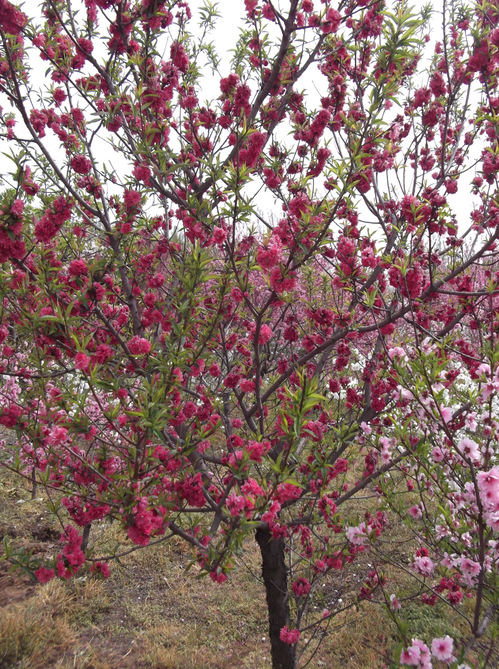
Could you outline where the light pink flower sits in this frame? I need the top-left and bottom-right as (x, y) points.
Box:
(360, 421), (372, 434)
(458, 437), (481, 465)
(346, 522), (368, 545)
(412, 638), (431, 662)
(400, 643), (421, 666)
(484, 509), (499, 531)
(409, 504), (423, 519)
(465, 412), (477, 431)
(412, 555), (435, 577)
(432, 446), (444, 462)
(388, 346), (408, 364)
(440, 406), (452, 422)
(431, 635), (454, 663)
(390, 593), (401, 609)
(460, 557), (481, 577)
(477, 363), (491, 377)
(481, 381), (499, 400)
(477, 466), (499, 511)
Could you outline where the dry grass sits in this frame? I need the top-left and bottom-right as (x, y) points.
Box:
(0, 578), (113, 669)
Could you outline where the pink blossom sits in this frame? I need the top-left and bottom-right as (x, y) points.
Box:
(401, 638), (431, 667)
(477, 466), (499, 512)
(292, 577), (311, 597)
(239, 131), (266, 167)
(239, 378), (256, 393)
(212, 226), (227, 245)
(258, 324), (273, 345)
(484, 509), (499, 531)
(431, 635), (454, 663)
(71, 155), (92, 175)
(440, 406), (452, 422)
(360, 421), (372, 435)
(390, 593), (401, 609)
(432, 446), (444, 462)
(275, 482), (302, 503)
(400, 644), (421, 666)
(412, 555), (435, 577)
(10, 199), (23, 217)
(128, 336), (151, 355)
(481, 381), (499, 400)
(346, 522), (368, 545)
(68, 259), (88, 276)
(226, 492), (250, 517)
(408, 505), (423, 519)
(459, 557), (481, 583)
(321, 7), (341, 33)
(261, 500), (281, 524)
(48, 426), (68, 446)
(257, 238), (282, 269)
(458, 437), (481, 465)
(35, 196), (72, 242)
(279, 626), (300, 644)
(35, 566), (56, 583)
(388, 346), (408, 364)
(74, 352), (90, 371)
(477, 363), (491, 377)
(246, 440), (269, 462)
(413, 639), (431, 666)
(0, 0), (27, 35)
(210, 569), (227, 584)
(90, 561), (111, 578)
(170, 41), (189, 72)
(269, 266), (296, 293)
(209, 362), (221, 377)
(127, 525), (150, 545)
(94, 344), (113, 363)
(241, 477), (264, 497)
(123, 189), (141, 209)
(465, 412), (477, 431)
(133, 163), (151, 183)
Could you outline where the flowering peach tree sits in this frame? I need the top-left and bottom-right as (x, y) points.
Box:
(1, 0), (499, 666)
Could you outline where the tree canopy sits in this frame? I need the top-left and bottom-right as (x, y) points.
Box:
(1, 0), (499, 666)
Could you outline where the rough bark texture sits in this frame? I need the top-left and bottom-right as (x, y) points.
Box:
(256, 526), (297, 669)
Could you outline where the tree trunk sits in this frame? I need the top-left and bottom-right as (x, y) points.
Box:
(256, 526), (297, 669)
(81, 523), (91, 552)
(31, 467), (37, 500)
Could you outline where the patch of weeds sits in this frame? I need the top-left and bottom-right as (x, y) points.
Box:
(400, 599), (463, 642)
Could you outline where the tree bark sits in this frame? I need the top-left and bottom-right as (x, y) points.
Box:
(256, 526), (297, 669)
(81, 523), (91, 553)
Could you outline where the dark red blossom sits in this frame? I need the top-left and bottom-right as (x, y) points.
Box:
(71, 155), (92, 174)
(128, 336), (151, 355)
(321, 8), (341, 33)
(35, 195), (73, 243)
(170, 41), (189, 73)
(0, 0), (27, 35)
(239, 130), (266, 168)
